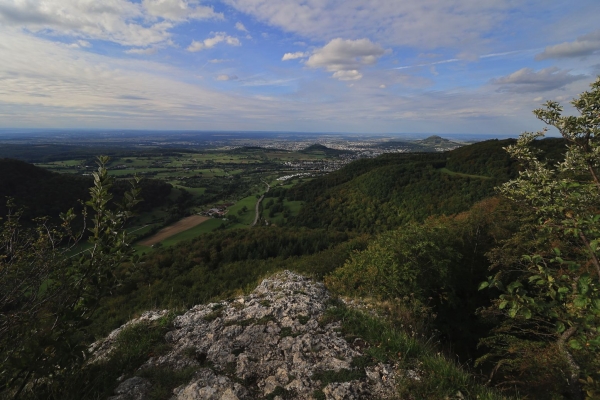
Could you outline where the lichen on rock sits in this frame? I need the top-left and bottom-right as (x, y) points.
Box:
(102, 271), (398, 399)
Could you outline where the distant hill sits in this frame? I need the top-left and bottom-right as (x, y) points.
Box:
(416, 135), (462, 150)
(300, 143), (352, 155)
(373, 135), (461, 152)
(228, 146), (290, 154)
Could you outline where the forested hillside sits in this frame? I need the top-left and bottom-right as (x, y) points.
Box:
(0, 158), (172, 219)
(288, 138), (565, 232)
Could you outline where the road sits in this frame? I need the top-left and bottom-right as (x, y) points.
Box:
(252, 180), (271, 227)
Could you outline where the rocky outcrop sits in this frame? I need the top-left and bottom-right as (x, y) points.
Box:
(103, 271), (398, 399)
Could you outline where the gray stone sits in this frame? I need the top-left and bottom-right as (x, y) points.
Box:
(108, 376), (151, 400)
(98, 271), (398, 399)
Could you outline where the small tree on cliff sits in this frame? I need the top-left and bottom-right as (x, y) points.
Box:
(479, 77), (600, 398)
(0, 156), (141, 398)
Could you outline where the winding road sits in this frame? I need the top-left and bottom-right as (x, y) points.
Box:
(251, 180), (271, 227)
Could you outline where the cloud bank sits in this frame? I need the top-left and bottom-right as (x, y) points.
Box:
(187, 32), (241, 52)
(491, 67), (586, 93)
(0, 0), (222, 48)
(536, 29), (600, 60)
(304, 38), (387, 80)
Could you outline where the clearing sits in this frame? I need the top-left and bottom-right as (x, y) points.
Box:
(139, 215), (210, 246)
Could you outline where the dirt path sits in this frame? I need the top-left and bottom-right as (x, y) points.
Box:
(140, 215), (209, 246)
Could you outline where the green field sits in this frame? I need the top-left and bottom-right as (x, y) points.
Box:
(34, 148), (344, 248)
(227, 195), (258, 225)
(158, 218), (224, 247)
(439, 167), (491, 180)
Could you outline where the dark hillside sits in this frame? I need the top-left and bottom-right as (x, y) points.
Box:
(0, 158), (90, 219)
(300, 143), (352, 156)
(0, 158), (172, 219)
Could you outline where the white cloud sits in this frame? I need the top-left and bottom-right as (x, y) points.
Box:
(305, 38), (386, 80)
(235, 22), (249, 32)
(143, 0), (223, 21)
(187, 33), (241, 52)
(209, 58), (232, 63)
(282, 52), (308, 61)
(332, 70), (362, 81)
(491, 67), (587, 93)
(223, 0), (536, 50)
(125, 47), (158, 55)
(67, 39), (91, 48)
(379, 84), (386, 89)
(536, 29), (600, 60)
(216, 74), (238, 81)
(0, 0), (220, 49)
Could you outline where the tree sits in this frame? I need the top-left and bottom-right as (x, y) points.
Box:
(0, 156), (141, 398)
(479, 77), (600, 398)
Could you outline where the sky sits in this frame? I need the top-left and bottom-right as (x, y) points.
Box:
(0, 0), (599, 135)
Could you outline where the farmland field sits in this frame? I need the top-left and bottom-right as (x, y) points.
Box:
(34, 146), (348, 249)
(139, 215), (210, 246)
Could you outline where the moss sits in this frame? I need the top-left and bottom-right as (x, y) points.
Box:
(137, 366), (197, 400)
(262, 386), (296, 400)
(203, 309), (223, 322)
(312, 369), (365, 386)
(279, 327), (301, 338)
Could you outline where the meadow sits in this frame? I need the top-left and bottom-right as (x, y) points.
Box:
(36, 147), (344, 250)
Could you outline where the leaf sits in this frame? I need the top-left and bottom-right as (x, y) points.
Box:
(499, 300), (508, 309)
(478, 281), (489, 290)
(574, 296), (588, 308)
(507, 281), (522, 293)
(569, 339), (583, 350)
(521, 308), (532, 319)
(556, 321), (565, 333)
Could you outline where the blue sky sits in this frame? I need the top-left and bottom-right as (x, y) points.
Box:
(0, 0), (599, 135)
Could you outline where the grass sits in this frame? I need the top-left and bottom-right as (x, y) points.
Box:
(137, 366), (197, 400)
(52, 313), (178, 400)
(322, 302), (512, 400)
(227, 195), (259, 225)
(159, 218), (223, 247)
(266, 200), (303, 226)
(175, 186), (206, 196)
(439, 167), (491, 180)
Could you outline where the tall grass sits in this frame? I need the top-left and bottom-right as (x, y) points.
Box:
(323, 302), (513, 400)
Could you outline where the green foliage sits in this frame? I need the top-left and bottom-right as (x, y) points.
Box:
(90, 228), (366, 337)
(42, 313), (178, 400)
(326, 198), (513, 360)
(322, 303), (509, 400)
(479, 77), (600, 398)
(0, 156), (141, 398)
(0, 158), (171, 221)
(326, 217), (461, 301)
(290, 147), (507, 233)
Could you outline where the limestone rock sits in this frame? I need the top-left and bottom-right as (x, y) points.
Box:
(101, 271), (398, 399)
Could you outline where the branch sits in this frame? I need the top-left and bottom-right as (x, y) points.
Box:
(578, 230), (600, 280)
(557, 326), (582, 400)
